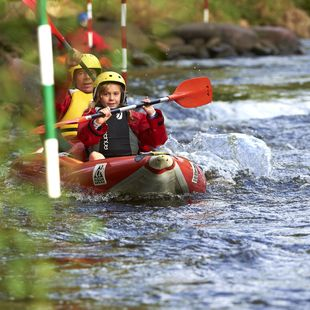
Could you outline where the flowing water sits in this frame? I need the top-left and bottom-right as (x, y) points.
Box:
(1, 40), (310, 309)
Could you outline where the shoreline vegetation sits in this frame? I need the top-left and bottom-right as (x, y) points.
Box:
(1, 0), (310, 66)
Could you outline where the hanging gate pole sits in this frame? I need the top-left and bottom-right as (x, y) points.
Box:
(87, 0), (93, 49)
(203, 0), (209, 23)
(120, 0), (127, 82)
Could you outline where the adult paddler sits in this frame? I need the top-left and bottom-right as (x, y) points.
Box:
(55, 53), (101, 154)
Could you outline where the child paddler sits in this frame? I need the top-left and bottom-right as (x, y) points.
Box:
(77, 71), (168, 161)
(55, 53), (101, 155)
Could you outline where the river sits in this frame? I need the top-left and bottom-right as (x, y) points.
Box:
(1, 40), (310, 309)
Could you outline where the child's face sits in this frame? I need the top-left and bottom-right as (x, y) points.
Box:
(74, 69), (97, 93)
(99, 84), (122, 109)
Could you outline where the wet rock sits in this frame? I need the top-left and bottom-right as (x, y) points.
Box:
(209, 43), (238, 58)
(131, 50), (159, 67)
(166, 44), (197, 60)
(167, 22), (303, 59)
(251, 41), (278, 56)
(253, 26), (303, 55)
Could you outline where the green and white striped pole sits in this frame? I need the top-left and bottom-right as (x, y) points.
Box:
(37, 0), (61, 198)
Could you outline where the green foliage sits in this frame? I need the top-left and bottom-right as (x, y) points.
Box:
(89, 0), (310, 32)
(209, 0), (295, 25)
(0, 183), (56, 303)
(210, 0), (244, 22)
(294, 0), (310, 13)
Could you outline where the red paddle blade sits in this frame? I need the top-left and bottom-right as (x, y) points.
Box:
(23, 0), (66, 43)
(22, 0), (35, 10)
(32, 125), (45, 135)
(169, 77), (212, 108)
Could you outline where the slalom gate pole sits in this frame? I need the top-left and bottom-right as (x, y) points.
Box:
(87, 0), (93, 49)
(121, 0), (127, 82)
(37, 0), (61, 198)
(203, 0), (209, 23)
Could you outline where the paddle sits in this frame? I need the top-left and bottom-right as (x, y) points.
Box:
(33, 77), (212, 134)
(22, 0), (96, 81)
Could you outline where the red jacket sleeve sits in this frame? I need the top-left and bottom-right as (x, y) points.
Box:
(55, 91), (72, 121)
(77, 108), (108, 146)
(93, 32), (111, 51)
(129, 109), (168, 151)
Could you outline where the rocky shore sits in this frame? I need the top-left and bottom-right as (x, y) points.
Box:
(162, 23), (304, 60)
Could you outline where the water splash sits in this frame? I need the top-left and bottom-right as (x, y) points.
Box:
(165, 132), (272, 181)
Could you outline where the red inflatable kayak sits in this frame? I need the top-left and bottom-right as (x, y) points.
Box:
(10, 152), (207, 194)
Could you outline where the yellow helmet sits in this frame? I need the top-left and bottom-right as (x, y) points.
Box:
(93, 71), (126, 102)
(68, 53), (101, 78)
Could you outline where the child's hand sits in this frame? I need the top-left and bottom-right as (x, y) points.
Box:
(141, 97), (155, 117)
(94, 107), (112, 126)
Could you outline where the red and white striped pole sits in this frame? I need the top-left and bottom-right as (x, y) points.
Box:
(203, 0), (209, 23)
(121, 0), (127, 82)
(87, 0), (93, 49)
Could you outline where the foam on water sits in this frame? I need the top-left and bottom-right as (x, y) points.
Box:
(164, 132), (272, 181)
(208, 97), (310, 122)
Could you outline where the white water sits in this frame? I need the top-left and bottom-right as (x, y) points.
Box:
(164, 133), (272, 181)
(161, 42), (310, 182)
(208, 97), (310, 121)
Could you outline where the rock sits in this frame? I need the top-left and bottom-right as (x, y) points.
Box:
(131, 50), (159, 67)
(209, 43), (238, 58)
(173, 23), (217, 42)
(253, 26), (303, 55)
(167, 22), (304, 60)
(197, 45), (210, 59)
(251, 41), (278, 56)
(205, 37), (222, 49)
(216, 24), (258, 53)
(166, 44), (197, 60)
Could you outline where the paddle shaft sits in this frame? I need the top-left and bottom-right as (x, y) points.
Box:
(48, 19), (96, 81)
(23, 0), (96, 81)
(86, 97), (170, 121)
(49, 20), (96, 81)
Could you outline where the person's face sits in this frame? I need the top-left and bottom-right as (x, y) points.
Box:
(74, 69), (97, 93)
(99, 84), (122, 109)
(80, 19), (87, 28)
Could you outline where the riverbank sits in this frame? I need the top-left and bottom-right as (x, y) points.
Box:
(1, 1), (310, 66)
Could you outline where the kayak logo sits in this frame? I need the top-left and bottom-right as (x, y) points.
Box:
(93, 163), (107, 186)
(190, 162), (198, 184)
